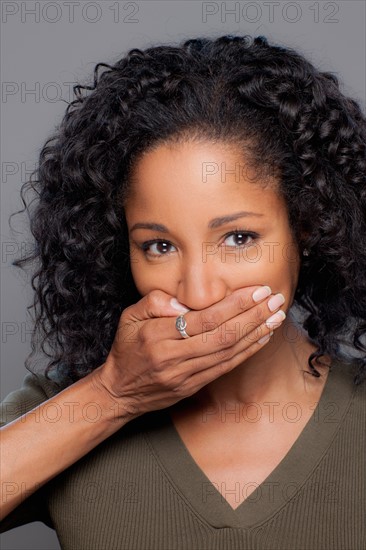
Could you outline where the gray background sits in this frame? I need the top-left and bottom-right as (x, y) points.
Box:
(1, 1), (365, 548)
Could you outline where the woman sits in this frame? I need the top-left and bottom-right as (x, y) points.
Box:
(1, 34), (365, 549)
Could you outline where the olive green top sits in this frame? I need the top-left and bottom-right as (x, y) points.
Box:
(1, 358), (365, 549)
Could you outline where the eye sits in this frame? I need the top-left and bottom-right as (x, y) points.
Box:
(222, 230), (258, 248)
(136, 229), (259, 259)
(140, 239), (176, 257)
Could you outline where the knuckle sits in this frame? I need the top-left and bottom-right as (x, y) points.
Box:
(214, 326), (237, 348)
(235, 291), (253, 312)
(138, 322), (151, 344)
(243, 327), (261, 345)
(148, 346), (165, 371)
(185, 355), (200, 375)
(243, 310), (264, 334)
(121, 305), (133, 321)
(254, 305), (267, 324)
(239, 346), (253, 362)
(150, 368), (167, 387)
(171, 382), (188, 397)
(148, 340), (174, 373)
(167, 374), (187, 393)
(218, 358), (231, 374)
(174, 369), (200, 397)
(198, 310), (220, 334)
(225, 328), (239, 346)
(148, 355), (171, 380)
(241, 320), (258, 339)
(214, 348), (233, 363)
(152, 341), (172, 369)
(146, 289), (165, 307)
(144, 292), (156, 310)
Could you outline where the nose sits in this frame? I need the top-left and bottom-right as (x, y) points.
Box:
(175, 254), (228, 311)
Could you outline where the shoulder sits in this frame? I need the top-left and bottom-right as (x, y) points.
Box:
(0, 371), (64, 427)
(330, 356), (366, 393)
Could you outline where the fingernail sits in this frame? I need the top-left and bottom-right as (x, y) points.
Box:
(170, 298), (190, 313)
(265, 310), (286, 329)
(252, 286), (272, 302)
(258, 331), (274, 344)
(268, 293), (285, 312)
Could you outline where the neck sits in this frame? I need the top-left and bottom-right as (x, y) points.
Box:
(190, 310), (331, 411)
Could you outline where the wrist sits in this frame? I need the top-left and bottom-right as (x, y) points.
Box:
(86, 364), (141, 424)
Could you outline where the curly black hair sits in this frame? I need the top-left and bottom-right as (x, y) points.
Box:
(9, 34), (366, 387)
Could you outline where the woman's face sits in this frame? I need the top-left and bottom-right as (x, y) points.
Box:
(124, 139), (301, 314)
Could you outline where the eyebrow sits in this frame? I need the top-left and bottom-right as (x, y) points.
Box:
(129, 211), (264, 234)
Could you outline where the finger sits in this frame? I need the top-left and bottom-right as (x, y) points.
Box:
(163, 284), (275, 340)
(167, 325), (276, 398)
(172, 323), (275, 392)
(123, 289), (190, 323)
(185, 318), (278, 373)
(148, 296), (285, 367)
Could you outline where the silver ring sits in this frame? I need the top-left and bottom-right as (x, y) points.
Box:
(175, 314), (190, 338)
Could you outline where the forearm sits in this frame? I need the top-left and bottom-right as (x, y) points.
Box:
(0, 365), (138, 520)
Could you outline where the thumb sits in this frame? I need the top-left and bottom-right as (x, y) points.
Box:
(169, 297), (190, 315)
(125, 289), (190, 323)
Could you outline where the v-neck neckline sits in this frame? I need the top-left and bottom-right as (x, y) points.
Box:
(144, 358), (356, 529)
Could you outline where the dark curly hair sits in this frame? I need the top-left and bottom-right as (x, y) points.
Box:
(9, 34), (366, 387)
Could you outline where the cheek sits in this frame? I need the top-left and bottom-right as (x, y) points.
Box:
(229, 242), (299, 300)
(266, 243), (300, 307)
(129, 259), (150, 296)
(129, 256), (174, 297)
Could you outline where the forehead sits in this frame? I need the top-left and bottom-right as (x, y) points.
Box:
(125, 139), (284, 215)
